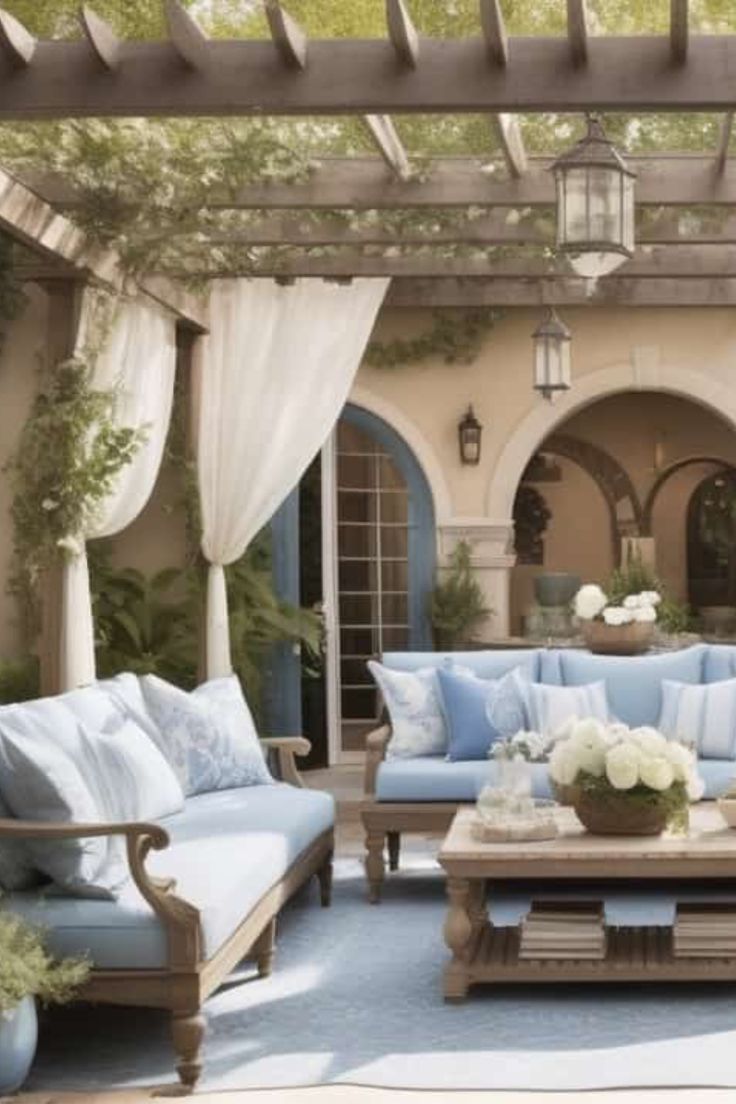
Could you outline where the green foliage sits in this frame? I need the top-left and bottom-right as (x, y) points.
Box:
(0, 913), (89, 1013)
(0, 232), (26, 348)
(430, 541), (491, 650)
(657, 596), (695, 635)
(0, 656), (40, 704)
(365, 308), (502, 368)
(606, 547), (660, 606)
(5, 354), (145, 634)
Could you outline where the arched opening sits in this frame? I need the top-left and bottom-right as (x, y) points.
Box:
(687, 469), (736, 614)
(333, 404), (436, 755)
(507, 392), (736, 636)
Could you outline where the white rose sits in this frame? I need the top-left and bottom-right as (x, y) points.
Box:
(605, 722), (631, 745)
(633, 605), (657, 623)
(623, 594), (641, 609)
(549, 743), (579, 786)
(639, 755), (675, 792)
(639, 590), (662, 607)
(603, 606), (634, 626)
(630, 727), (668, 757)
(605, 743), (640, 790)
(570, 717), (606, 748)
(574, 584), (608, 621)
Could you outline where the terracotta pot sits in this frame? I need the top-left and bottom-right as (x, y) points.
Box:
(581, 619), (654, 656)
(573, 789), (670, 836)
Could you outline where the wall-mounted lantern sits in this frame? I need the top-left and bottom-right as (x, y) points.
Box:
(458, 405), (482, 465)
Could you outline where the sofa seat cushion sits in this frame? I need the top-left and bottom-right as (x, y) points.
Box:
(2, 785), (334, 971)
(375, 757), (553, 803)
(552, 645), (706, 727)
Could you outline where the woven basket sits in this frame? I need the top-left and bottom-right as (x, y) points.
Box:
(573, 789), (669, 836)
(581, 620), (654, 656)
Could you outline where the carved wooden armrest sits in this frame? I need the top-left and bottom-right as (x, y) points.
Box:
(0, 817), (201, 969)
(364, 725), (391, 796)
(261, 735), (311, 788)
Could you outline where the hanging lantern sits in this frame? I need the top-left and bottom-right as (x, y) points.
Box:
(458, 405), (482, 465)
(533, 308), (571, 400)
(552, 114), (635, 280)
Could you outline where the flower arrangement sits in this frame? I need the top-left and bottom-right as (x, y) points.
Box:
(573, 584), (661, 626)
(549, 718), (703, 834)
(490, 730), (554, 763)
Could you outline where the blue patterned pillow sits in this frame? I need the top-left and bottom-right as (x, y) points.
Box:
(437, 667), (531, 762)
(139, 674), (273, 795)
(368, 661), (448, 758)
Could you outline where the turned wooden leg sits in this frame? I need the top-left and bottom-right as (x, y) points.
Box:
(443, 876), (474, 1002)
(468, 878), (487, 934)
(254, 917), (277, 977)
(387, 830), (400, 872)
(318, 849), (334, 907)
(365, 828), (386, 904)
(171, 1010), (206, 1089)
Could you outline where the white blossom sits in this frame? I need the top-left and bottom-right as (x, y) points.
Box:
(603, 605), (634, 626)
(639, 755), (675, 792)
(632, 605), (657, 623)
(574, 584), (608, 621)
(605, 743), (640, 790)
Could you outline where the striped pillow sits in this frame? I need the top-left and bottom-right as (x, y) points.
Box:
(659, 678), (736, 760)
(528, 680), (609, 736)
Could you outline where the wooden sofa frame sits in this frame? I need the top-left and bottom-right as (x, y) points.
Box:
(361, 725), (459, 903)
(0, 736), (334, 1090)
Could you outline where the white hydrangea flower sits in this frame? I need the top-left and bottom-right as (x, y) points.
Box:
(639, 590), (662, 607)
(605, 743), (640, 790)
(639, 755), (675, 792)
(623, 594), (642, 609)
(573, 584), (608, 621)
(632, 605), (657, 623)
(603, 606), (634, 626)
(630, 727), (668, 757)
(569, 717), (606, 748)
(549, 742), (579, 786)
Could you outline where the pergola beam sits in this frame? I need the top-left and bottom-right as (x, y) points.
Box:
(386, 277), (736, 308)
(363, 116), (412, 180)
(8, 36), (736, 116)
(670, 0), (689, 65)
(386, 0), (419, 68)
(264, 0), (307, 70)
(80, 6), (121, 70)
(182, 246), (736, 281)
(30, 157), (736, 210)
(494, 114), (528, 178)
(566, 0), (589, 67)
(480, 0), (508, 67)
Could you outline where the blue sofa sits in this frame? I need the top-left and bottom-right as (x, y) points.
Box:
(0, 682), (334, 1089)
(362, 643), (736, 901)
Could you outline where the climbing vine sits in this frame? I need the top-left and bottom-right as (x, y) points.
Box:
(365, 307), (503, 368)
(0, 232), (26, 351)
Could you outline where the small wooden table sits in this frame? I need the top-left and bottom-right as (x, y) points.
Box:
(438, 803), (736, 1001)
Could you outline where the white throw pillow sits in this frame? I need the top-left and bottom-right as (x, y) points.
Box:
(659, 678), (736, 760)
(529, 680), (609, 736)
(139, 673), (272, 795)
(368, 661), (451, 759)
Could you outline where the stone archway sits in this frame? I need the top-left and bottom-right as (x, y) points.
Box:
(641, 455), (735, 535)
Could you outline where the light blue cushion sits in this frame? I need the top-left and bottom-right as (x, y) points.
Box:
(539, 650), (563, 685)
(528, 680), (609, 734)
(382, 649), (541, 681)
(375, 757), (553, 803)
(659, 678), (736, 760)
(698, 759), (736, 799)
(437, 667), (530, 762)
(1, 785), (335, 970)
(556, 645), (706, 727)
(703, 645), (736, 683)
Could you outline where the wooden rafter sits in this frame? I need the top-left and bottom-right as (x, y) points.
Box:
(0, 7), (35, 67)
(265, 0), (307, 70)
(363, 116), (412, 180)
(494, 114), (527, 178)
(172, 211), (736, 248)
(5, 35), (736, 116)
(386, 277), (736, 308)
(566, 0), (589, 67)
(30, 157), (736, 210)
(80, 6), (121, 70)
(386, 0), (419, 68)
(670, 0), (689, 65)
(480, 0), (508, 67)
(179, 247), (736, 281)
(165, 0), (209, 69)
(716, 112), (733, 174)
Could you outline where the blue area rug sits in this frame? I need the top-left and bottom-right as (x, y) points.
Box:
(28, 856), (736, 1092)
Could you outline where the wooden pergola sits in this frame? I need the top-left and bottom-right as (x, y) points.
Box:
(2, 0), (736, 307)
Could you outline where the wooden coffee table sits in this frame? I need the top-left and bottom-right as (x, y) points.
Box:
(438, 802), (736, 1001)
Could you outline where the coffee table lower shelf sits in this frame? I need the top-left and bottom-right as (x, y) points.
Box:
(445, 924), (736, 1000)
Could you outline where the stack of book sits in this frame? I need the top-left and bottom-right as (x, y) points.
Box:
(673, 903), (736, 958)
(519, 900), (607, 960)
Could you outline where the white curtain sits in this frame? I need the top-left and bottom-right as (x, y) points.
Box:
(60, 296), (177, 690)
(195, 277), (389, 678)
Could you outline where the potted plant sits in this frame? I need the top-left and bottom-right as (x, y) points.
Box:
(573, 583), (660, 655)
(430, 541), (491, 650)
(549, 719), (703, 836)
(0, 913), (89, 1093)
